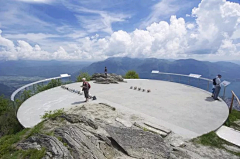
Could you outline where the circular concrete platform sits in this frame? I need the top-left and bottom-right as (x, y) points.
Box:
(17, 79), (229, 139)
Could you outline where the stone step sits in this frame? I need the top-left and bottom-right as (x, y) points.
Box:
(134, 122), (168, 137)
(115, 118), (132, 127)
(144, 121), (171, 134)
(216, 126), (240, 147)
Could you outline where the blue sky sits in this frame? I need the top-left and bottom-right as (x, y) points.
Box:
(0, 0), (240, 61)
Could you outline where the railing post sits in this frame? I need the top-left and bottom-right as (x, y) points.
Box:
(223, 86), (226, 99)
(207, 81), (209, 91)
(33, 84), (35, 94)
(229, 92), (234, 113)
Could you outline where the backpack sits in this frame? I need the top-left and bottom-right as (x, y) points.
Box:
(88, 83), (91, 89)
(83, 82), (91, 89)
(213, 78), (216, 85)
(86, 82), (91, 89)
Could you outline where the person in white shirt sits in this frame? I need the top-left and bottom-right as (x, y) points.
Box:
(213, 74), (222, 100)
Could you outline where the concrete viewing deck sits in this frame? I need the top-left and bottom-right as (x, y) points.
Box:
(17, 79), (229, 139)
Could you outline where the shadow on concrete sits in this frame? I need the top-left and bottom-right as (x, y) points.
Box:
(205, 97), (222, 102)
(72, 101), (85, 105)
(205, 97), (215, 102)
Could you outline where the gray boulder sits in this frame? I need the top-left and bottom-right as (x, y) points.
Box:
(54, 125), (116, 159)
(59, 114), (98, 129)
(91, 73), (124, 84)
(106, 126), (170, 159)
(18, 134), (73, 159)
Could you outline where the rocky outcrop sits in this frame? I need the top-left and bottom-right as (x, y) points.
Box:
(59, 114), (98, 129)
(54, 125), (115, 159)
(17, 112), (171, 159)
(91, 73), (124, 84)
(106, 126), (170, 158)
(18, 134), (73, 159)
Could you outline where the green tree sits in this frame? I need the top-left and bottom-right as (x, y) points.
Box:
(0, 107), (23, 136)
(0, 96), (23, 136)
(20, 90), (32, 102)
(77, 72), (91, 82)
(0, 95), (10, 115)
(124, 70), (139, 79)
(36, 79), (62, 93)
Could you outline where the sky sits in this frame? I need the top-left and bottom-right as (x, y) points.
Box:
(0, 0), (240, 61)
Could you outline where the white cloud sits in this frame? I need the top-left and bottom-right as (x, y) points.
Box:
(1, 0), (240, 61)
(186, 23), (195, 29)
(190, 0), (240, 54)
(5, 33), (59, 42)
(62, 1), (130, 34)
(0, 30), (15, 50)
(141, 0), (180, 28)
(0, 2), (53, 32)
(16, 0), (54, 4)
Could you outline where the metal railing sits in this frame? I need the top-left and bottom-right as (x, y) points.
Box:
(151, 71), (229, 98)
(152, 71), (211, 89)
(11, 74), (71, 106)
(229, 91), (240, 113)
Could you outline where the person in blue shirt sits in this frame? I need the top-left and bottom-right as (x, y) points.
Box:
(213, 74), (222, 100)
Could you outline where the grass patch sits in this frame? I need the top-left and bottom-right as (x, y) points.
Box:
(26, 121), (45, 138)
(41, 108), (65, 120)
(193, 131), (240, 157)
(1, 148), (46, 159)
(21, 148), (46, 159)
(0, 124), (46, 159)
(0, 129), (28, 158)
(193, 131), (227, 148)
(225, 110), (240, 131)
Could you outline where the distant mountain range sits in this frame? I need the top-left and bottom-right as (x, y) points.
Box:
(76, 57), (240, 81)
(0, 60), (91, 78)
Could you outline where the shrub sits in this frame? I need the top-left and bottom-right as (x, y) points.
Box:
(37, 79), (62, 93)
(41, 108), (65, 120)
(0, 96), (23, 136)
(77, 72), (91, 82)
(124, 70), (139, 79)
(0, 125), (46, 159)
(0, 95), (11, 115)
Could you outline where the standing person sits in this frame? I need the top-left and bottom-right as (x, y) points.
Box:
(213, 74), (222, 100)
(81, 78), (90, 102)
(212, 77), (217, 97)
(104, 67), (107, 77)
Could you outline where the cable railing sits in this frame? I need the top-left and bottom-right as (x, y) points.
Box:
(151, 71), (229, 98)
(11, 74), (71, 109)
(152, 71), (211, 89)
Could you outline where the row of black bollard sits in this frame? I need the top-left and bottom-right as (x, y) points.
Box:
(61, 85), (83, 95)
(130, 86), (151, 93)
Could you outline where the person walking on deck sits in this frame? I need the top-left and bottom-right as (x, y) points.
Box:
(81, 78), (90, 102)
